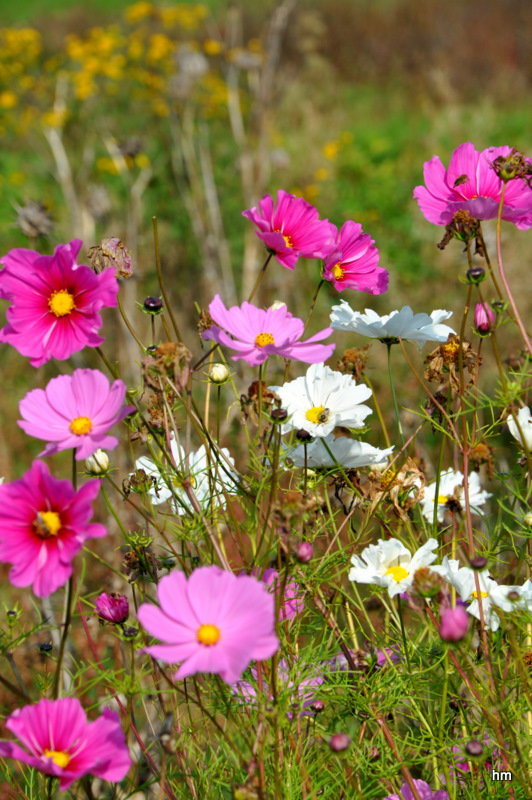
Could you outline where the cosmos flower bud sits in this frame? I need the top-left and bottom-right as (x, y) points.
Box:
(270, 408), (288, 423)
(466, 265), (485, 284)
(95, 593), (129, 625)
(469, 555), (488, 570)
(295, 541), (313, 563)
(311, 700), (325, 713)
(85, 449), (109, 475)
(329, 733), (351, 752)
(295, 429), (313, 442)
(439, 605), (469, 642)
(464, 739), (484, 759)
(524, 511), (532, 527)
(143, 296), (164, 314)
(208, 363), (230, 384)
(411, 566), (444, 598)
(270, 300), (287, 311)
(474, 303), (494, 335)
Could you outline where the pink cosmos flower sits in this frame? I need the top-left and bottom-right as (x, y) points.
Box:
(258, 568), (304, 621)
(0, 460), (106, 597)
(474, 302), (494, 334)
(242, 190), (336, 269)
(95, 592), (129, 624)
(413, 142), (532, 229)
(232, 658), (323, 719)
(0, 697), (131, 790)
(439, 605), (469, 642)
(201, 295), (335, 366)
(383, 780), (449, 800)
(0, 239), (119, 367)
(18, 368), (135, 461)
(322, 220), (389, 294)
(138, 566), (279, 684)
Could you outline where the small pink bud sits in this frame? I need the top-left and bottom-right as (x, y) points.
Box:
(439, 605), (469, 642)
(329, 733), (351, 752)
(296, 542), (313, 563)
(474, 302), (494, 335)
(95, 592), (129, 624)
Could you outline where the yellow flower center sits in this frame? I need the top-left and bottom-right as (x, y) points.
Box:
(197, 624), (221, 645)
(255, 332), (275, 347)
(275, 229), (293, 248)
(332, 263), (345, 280)
(442, 341), (460, 360)
(470, 590), (489, 600)
(48, 289), (76, 318)
(69, 416), (93, 435)
(385, 565), (409, 582)
(306, 405), (329, 424)
(437, 495), (449, 505)
(34, 511), (62, 538)
(44, 749), (70, 769)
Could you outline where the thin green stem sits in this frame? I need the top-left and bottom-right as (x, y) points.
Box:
(387, 343), (404, 445)
(247, 252), (273, 303)
(153, 216), (183, 342)
(52, 576), (74, 699)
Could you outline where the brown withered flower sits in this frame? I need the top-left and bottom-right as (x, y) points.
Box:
(523, 650), (532, 670)
(141, 342), (192, 394)
(336, 345), (371, 382)
(437, 209), (481, 253)
(197, 308), (213, 335)
(87, 237), (132, 279)
(358, 457), (425, 521)
(14, 200), (54, 238)
(424, 334), (480, 393)
(240, 381), (280, 426)
(146, 390), (176, 428)
(470, 440), (495, 479)
(410, 566), (444, 600)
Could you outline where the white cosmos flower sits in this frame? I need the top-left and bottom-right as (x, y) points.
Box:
(135, 440), (237, 515)
(348, 537), (440, 598)
(420, 469), (491, 523)
(286, 434), (393, 469)
(330, 301), (455, 349)
(270, 362), (372, 438)
(507, 406), (532, 450)
(439, 558), (520, 632)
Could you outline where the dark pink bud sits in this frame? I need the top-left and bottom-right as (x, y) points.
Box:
(95, 592), (129, 624)
(474, 302), (494, 335)
(329, 733), (350, 752)
(439, 605), (469, 642)
(296, 542), (313, 563)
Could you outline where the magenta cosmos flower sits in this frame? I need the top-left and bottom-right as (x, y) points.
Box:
(242, 190), (336, 269)
(202, 295), (335, 366)
(138, 566), (279, 684)
(0, 460), (105, 597)
(18, 368), (135, 461)
(322, 220), (389, 294)
(384, 780), (449, 800)
(474, 302), (495, 334)
(95, 592), (129, 624)
(0, 239), (119, 367)
(0, 697), (131, 790)
(413, 142), (532, 229)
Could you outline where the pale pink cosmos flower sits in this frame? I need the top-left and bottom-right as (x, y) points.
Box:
(138, 566), (279, 684)
(202, 295), (335, 366)
(0, 460), (106, 597)
(322, 220), (389, 294)
(242, 190), (336, 269)
(18, 368), (135, 461)
(413, 142), (532, 229)
(254, 568), (304, 621)
(0, 697), (131, 790)
(232, 658), (323, 719)
(0, 239), (119, 367)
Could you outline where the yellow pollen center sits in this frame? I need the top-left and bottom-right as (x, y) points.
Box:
(332, 263), (345, 280)
(275, 228), (293, 248)
(34, 511), (62, 538)
(197, 624), (221, 645)
(437, 495), (449, 505)
(306, 405), (327, 424)
(48, 290), (76, 318)
(255, 332), (275, 347)
(385, 565), (409, 583)
(69, 416), (93, 435)
(471, 591), (489, 600)
(442, 341), (460, 360)
(44, 749), (70, 769)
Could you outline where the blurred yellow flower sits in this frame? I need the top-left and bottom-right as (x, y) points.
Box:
(41, 110), (67, 128)
(204, 39), (224, 56)
(9, 172), (26, 185)
(0, 91), (17, 109)
(96, 157), (120, 175)
(125, 2), (154, 25)
(135, 153), (151, 169)
(322, 141), (340, 161)
(314, 167), (330, 182)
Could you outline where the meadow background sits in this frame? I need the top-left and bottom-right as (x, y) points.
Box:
(1, 1), (532, 797)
